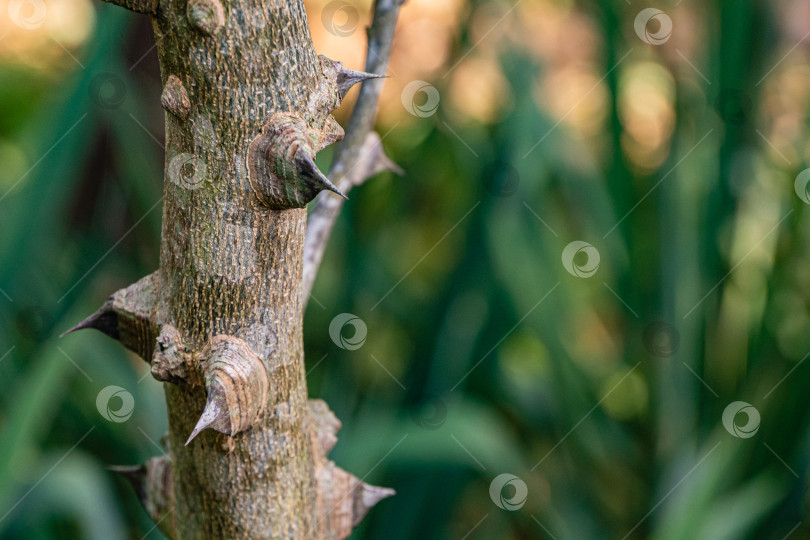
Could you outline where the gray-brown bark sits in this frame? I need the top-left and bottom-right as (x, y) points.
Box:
(67, 0), (403, 537)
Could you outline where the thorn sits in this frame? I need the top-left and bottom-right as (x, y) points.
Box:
(383, 159), (405, 177)
(108, 464), (147, 501)
(315, 115), (345, 151)
(185, 381), (231, 446)
(370, 143), (404, 177)
(309, 399), (342, 455)
(316, 462), (395, 535)
(349, 131), (405, 188)
(354, 483), (396, 526)
(298, 151), (349, 200)
(185, 422), (206, 446)
(109, 456), (174, 537)
(60, 299), (118, 338)
(161, 75), (191, 120)
(187, 0), (225, 35)
(59, 273), (158, 362)
(337, 67), (386, 99)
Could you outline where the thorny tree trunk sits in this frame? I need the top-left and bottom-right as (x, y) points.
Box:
(65, 0), (404, 537)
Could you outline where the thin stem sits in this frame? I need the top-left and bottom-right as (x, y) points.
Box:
(302, 0), (405, 305)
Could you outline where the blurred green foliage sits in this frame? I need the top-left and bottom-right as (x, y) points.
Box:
(1, 0), (810, 538)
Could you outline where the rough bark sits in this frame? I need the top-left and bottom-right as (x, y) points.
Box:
(68, 0), (403, 537)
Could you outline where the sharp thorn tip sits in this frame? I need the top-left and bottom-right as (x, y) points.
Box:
(60, 320), (91, 338)
(337, 68), (387, 98)
(60, 300), (117, 339)
(387, 161), (405, 176)
(185, 428), (201, 446)
(186, 388), (229, 445)
(323, 180), (347, 199)
(186, 412), (212, 446)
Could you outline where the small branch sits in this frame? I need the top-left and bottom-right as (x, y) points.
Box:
(101, 0), (158, 15)
(341, 0), (405, 146)
(303, 132), (402, 301)
(302, 0), (405, 306)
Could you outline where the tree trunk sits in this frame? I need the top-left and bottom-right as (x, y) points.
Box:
(66, 0), (402, 537)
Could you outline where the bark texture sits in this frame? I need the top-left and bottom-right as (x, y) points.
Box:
(155, 2), (330, 536)
(72, 0), (403, 537)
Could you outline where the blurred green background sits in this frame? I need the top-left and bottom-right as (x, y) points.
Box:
(2, 0), (810, 538)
